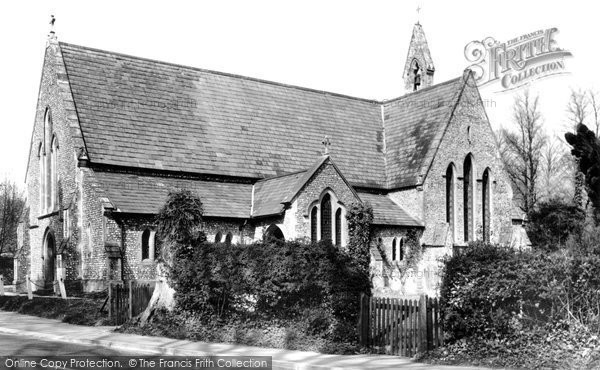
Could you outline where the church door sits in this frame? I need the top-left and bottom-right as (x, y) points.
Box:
(44, 232), (56, 286)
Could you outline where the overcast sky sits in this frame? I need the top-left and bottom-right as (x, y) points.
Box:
(1, 0), (597, 188)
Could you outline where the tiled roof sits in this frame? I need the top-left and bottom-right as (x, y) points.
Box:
(383, 77), (464, 188)
(92, 171), (252, 218)
(357, 192), (423, 227)
(252, 171), (305, 217)
(60, 42), (387, 188)
(59, 42), (469, 190)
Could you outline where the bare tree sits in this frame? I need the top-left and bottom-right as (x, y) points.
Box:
(501, 90), (546, 215)
(566, 88), (589, 129)
(588, 90), (600, 137)
(565, 89), (595, 208)
(538, 136), (572, 203)
(0, 179), (25, 256)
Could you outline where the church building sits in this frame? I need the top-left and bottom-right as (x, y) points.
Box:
(18, 22), (521, 295)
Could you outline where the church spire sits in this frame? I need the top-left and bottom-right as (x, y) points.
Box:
(403, 22), (435, 92)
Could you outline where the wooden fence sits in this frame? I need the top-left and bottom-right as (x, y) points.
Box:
(109, 280), (156, 325)
(358, 294), (444, 356)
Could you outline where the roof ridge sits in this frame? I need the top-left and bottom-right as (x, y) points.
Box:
(59, 41), (382, 105)
(382, 76), (462, 105)
(254, 169), (307, 183)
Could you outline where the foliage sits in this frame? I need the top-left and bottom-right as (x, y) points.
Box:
(156, 189), (204, 247)
(0, 295), (108, 326)
(394, 229), (422, 276)
(527, 198), (586, 249)
(0, 179), (25, 255)
(346, 202), (373, 274)
(435, 240), (600, 368)
(565, 123), (600, 222)
(169, 238), (369, 338)
(120, 308), (367, 355)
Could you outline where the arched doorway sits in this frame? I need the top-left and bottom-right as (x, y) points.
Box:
(264, 224), (284, 244)
(43, 230), (56, 286)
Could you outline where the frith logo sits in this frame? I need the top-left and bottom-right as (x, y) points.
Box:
(464, 28), (572, 91)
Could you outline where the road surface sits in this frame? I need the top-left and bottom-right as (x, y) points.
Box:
(0, 332), (135, 356)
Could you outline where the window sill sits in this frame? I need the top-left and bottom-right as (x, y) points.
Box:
(38, 210), (60, 220)
(141, 259), (156, 265)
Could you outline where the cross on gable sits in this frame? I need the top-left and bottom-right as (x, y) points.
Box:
(322, 136), (331, 155)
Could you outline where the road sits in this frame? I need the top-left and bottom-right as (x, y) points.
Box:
(0, 333), (135, 356)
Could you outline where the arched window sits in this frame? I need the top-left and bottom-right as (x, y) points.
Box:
(412, 60), (422, 91)
(320, 194), (332, 242)
(141, 229), (151, 261)
(214, 232), (222, 243)
(399, 238), (404, 261)
(310, 206), (318, 243)
(225, 232), (233, 245)
(446, 163), (455, 241)
(392, 238), (397, 261)
(38, 143), (44, 213)
(463, 155), (474, 242)
(335, 208), (342, 246)
(482, 168), (492, 242)
(264, 224), (285, 243)
(43, 108), (53, 213)
(50, 136), (59, 210)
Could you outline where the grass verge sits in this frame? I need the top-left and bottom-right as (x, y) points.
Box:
(0, 295), (110, 326)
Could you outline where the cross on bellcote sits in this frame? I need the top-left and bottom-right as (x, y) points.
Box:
(322, 136), (331, 155)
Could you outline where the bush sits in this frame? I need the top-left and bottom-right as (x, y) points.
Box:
(0, 295), (108, 326)
(149, 189), (372, 351)
(436, 241), (600, 368)
(527, 199), (586, 250)
(168, 239), (370, 343)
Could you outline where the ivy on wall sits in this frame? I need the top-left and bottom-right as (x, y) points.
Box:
(346, 202), (373, 275)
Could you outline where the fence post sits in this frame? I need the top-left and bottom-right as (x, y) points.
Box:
(358, 293), (364, 345)
(418, 294), (427, 353)
(26, 276), (33, 300)
(0, 275), (4, 296)
(58, 278), (67, 299)
(108, 282), (113, 319)
(128, 280), (133, 319)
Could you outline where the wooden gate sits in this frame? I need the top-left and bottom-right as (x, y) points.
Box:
(109, 280), (155, 325)
(358, 294), (444, 356)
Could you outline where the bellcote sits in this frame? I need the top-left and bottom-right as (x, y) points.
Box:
(403, 23), (435, 92)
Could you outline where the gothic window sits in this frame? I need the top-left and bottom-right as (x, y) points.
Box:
(225, 232), (233, 245)
(463, 155), (474, 242)
(264, 224), (285, 243)
(482, 168), (492, 242)
(320, 194), (332, 242)
(214, 232), (222, 243)
(392, 238), (397, 261)
(335, 208), (342, 246)
(310, 207), (318, 242)
(38, 143), (44, 213)
(141, 229), (151, 261)
(399, 238), (404, 261)
(446, 163), (455, 241)
(50, 136), (59, 210)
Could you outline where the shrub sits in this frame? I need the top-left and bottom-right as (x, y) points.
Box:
(527, 199), (586, 250)
(439, 241), (600, 340)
